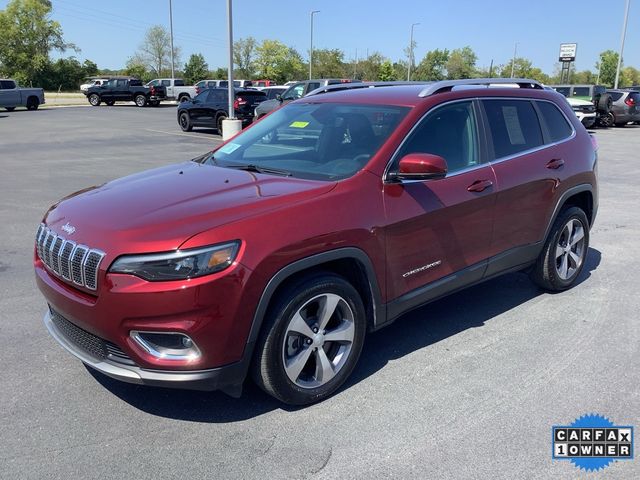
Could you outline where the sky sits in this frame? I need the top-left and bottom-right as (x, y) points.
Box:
(2, 0), (638, 76)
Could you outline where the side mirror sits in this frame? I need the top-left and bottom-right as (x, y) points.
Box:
(390, 153), (448, 182)
(276, 94), (283, 102)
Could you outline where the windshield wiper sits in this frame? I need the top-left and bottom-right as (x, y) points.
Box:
(224, 164), (292, 176)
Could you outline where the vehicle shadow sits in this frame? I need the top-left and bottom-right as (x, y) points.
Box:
(90, 247), (601, 422)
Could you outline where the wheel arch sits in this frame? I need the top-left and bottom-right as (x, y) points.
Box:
(245, 248), (386, 352)
(544, 184), (594, 241)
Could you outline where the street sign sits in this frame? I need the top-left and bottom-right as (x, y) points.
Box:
(559, 43), (577, 62)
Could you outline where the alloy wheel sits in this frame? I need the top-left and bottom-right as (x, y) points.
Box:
(555, 218), (586, 280)
(282, 293), (355, 389)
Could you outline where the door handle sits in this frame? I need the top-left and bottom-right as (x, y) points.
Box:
(467, 179), (493, 192)
(546, 158), (565, 169)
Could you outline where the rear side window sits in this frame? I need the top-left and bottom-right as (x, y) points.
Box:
(175, 79), (185, 86)
(482, 100), (543, 159)
(608, 91), (623, 101)
(208, 89), (226, 103)
(554, 87), (570, 97)
(1, 80), (17, 89)
(536, 101), (573, 143)
(307, 82), (321, 92)
(397, 100), (480, 173)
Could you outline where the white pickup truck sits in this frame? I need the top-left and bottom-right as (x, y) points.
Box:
(146, 78), (197, 103)
(0, 79), (45, 111)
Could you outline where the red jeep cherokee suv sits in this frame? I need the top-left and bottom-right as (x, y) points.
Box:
(35, 79), (598, 405)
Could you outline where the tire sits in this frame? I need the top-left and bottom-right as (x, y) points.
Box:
(615, 122), (627, 127)
(216, 114), (227, 134)
(598, 112), (614, 128)
(26, 97), (39, 111)
(134, 94), (147, 107)
(178, 95), (190, 103)
(530, 206), (589, 292)
(88, 94), (101, 106)
(5, 107), (15, 112)
(178, 111), (192, 132)
(105, 100), (115, 106)
(596, 93), (612, 113)
(150, 100), (160, 107)
(252, 273), (366, 405)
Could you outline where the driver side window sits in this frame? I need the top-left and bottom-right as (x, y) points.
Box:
(395, 100), (480, 174)
(283, 84), (304, 100)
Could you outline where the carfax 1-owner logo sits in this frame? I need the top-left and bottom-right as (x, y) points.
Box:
(552, 414), (634, 472)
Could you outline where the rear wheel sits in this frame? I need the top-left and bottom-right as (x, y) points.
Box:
(88, 94), (101, 106)
(26, 97), (39, 110)
(105, 100), (115, 106)
(530, 206), (589, 291)
(252, 273), (366, 405)
(178, 111), (192, 132)
(216, 114), (227, 134)
(598, 112), (614, 128)
(178, 95), (190, 103)
(134, 94), (147, 107)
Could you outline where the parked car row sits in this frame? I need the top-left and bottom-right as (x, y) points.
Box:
(551, 84), (640, 127)
(84, 77), (166, 107)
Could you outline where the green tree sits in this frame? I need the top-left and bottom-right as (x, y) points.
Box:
(255, 40), (305, 83)
(211, 67), (227, 79)
(445, 46), (477, 79)
(233, 37), (257, 79)
(183, 53), (208, 84)
(355, 52), (383, 81)
(378, 60), (396, 81)
(136, 25), (181, 76)
(125, 55), (151, 82)
(621, 66), (640, 87)
(498, 57), (550, 83)
(0, 0), (72, 85)
(415, 48), (449, 81)
(312, 48), (346, 78)
(596, 50), (619, 87)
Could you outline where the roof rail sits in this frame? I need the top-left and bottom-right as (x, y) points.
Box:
(306, 81), (430, 97)
(418, 78), (543, 97)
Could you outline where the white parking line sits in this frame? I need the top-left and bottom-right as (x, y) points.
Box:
(144, 128), (221, 141)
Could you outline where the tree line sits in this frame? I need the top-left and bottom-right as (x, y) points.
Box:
(1, 0), (639, 91)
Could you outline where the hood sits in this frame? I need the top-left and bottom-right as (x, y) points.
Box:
(44, 161), (335, 254)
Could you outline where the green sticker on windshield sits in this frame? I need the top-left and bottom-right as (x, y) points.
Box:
(289, 121), (309, 128)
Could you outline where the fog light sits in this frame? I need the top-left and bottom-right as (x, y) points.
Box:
(130, 331), (201, 361)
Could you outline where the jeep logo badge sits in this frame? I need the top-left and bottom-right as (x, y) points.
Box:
(61, 222), (76, 235)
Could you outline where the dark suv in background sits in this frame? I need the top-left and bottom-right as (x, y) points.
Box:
(177, 87), (266, 132)
(36, 78), (598, 405)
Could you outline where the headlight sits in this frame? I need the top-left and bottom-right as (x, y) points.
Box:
(109, 241), (240, 281)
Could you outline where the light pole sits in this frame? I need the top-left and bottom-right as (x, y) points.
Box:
(407, 23), (419, 81)
(510, 42), (519, 78)
(226, 0), (235, 120)
(169, 0), (175, 79)
(309, 10), (320, 80)
(614, 0), (631, 88)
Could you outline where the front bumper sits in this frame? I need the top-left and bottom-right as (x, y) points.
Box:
(44, 309), (247, 394)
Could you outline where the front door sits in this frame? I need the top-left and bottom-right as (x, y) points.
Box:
(383, 100), (497, 304)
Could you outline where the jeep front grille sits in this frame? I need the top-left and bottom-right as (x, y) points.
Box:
(35, 224), (105, 291)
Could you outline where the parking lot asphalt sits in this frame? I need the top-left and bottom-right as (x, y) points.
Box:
(0, 106), (638, 479)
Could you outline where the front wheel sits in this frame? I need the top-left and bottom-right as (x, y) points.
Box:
(530, 207), (589, 291)
(134, 94), (147, 107)
(252, 274), (366, 405)
(88, 94), (101, 106)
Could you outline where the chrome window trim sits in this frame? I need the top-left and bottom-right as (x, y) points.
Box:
(383, 96), (577, 183)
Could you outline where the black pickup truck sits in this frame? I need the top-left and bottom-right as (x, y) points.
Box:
(85, 77), (166, 107)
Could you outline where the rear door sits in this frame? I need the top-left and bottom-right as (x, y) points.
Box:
(481, 98), (572, 273)
(383, 100), (497, 303)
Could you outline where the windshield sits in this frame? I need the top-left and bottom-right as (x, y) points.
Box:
(203, 103), (409, 181)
